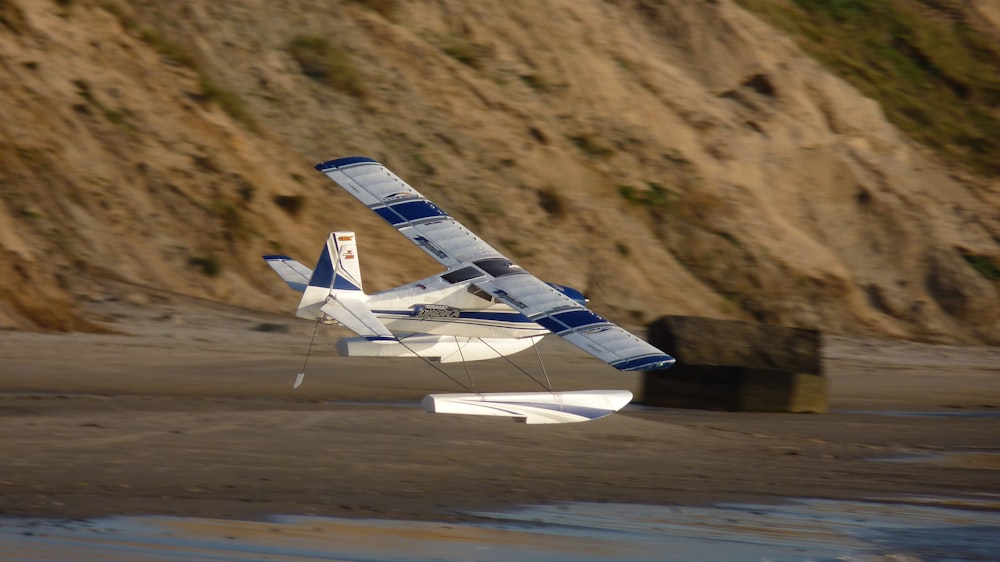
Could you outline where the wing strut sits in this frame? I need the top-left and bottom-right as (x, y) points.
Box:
(454, 336), (477, 393)
(475, 336), (552, 392)
(532, 342), (554, 391)
(395, 335), (473, 392)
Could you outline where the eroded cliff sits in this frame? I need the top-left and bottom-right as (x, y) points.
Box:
(1, 0), (998, 343)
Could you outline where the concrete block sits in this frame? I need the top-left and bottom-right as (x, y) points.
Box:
(642, 316), (827, 413)
(647, 316), (821, 373)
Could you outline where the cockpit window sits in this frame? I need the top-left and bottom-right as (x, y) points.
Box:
(441, 266), (483, 284)
(473, 258), (525, 278)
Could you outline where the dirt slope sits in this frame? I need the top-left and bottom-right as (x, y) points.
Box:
(1, 0), (998, 343)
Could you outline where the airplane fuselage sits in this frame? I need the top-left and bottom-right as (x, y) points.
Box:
(365, 270), (548, 339)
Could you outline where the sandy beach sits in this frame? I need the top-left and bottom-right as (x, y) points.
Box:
(1, 287), (999, 522)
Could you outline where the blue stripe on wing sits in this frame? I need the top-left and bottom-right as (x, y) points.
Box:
(372, 199), (450, 226)
(374, 206), (406, 225)
(533, 315), (567, 334)
(552, 309), (606, 330)
(611, 354), (677, 371)
(315, 156), (377, 171)
(532, 308), (612, 336)
(391, 200), (449, 222)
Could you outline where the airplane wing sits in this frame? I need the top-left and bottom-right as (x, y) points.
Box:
(315, 157), (504, 268)
(314, 157), (675, 371)
(471, 275), (674, 371)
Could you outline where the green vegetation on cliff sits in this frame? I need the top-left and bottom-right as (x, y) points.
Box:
(739, 0), (1000, 176)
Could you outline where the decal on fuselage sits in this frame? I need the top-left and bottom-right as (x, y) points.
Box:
(413, 304), (461, 319)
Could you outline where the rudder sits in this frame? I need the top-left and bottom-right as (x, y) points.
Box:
(296, 231), (364, 319)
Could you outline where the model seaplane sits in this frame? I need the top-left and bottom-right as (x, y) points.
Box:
(264, 156), (675, 423)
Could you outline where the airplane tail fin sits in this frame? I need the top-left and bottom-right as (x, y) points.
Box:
(296, 232), (364, 319)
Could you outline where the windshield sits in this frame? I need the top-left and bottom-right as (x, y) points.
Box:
(473, 258), (525, 278)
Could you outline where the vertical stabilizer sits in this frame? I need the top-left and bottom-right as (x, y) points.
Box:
(297, 232), (364, 319)
(329, 231), (363, 291)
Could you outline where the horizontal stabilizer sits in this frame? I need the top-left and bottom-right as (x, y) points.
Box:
(421, 390), (633, 424)
(263, 255), (313, 292)
(319, 294), (395, 341)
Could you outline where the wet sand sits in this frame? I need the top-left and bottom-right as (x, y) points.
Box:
(1, 290), (999, 522)
(5, 499), (1000, 561)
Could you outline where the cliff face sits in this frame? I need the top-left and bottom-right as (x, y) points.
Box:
(1, 0), (998, 343)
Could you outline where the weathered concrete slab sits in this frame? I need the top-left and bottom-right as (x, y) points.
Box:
(647, 316), (822, 373)
(643, 316), (827, 413)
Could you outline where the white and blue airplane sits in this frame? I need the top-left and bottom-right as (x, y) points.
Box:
(264, 156), (674, 423)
